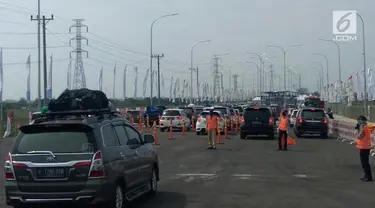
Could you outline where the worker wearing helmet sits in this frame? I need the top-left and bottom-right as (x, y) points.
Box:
(356, 115), (373, 182)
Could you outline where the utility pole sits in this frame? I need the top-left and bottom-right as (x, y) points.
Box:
(69, 19), (88, 90)
(212, 56), (221, 102)
(269, 64), (274, 91)
(152, 54), (164, 104)
(195, 66), (199, 102)
(113, 63), (116, 99)
(37, 15), (53, 106)
(233, 74), (239, 101)
(133, 67), (138, 98)
(30, 0), (42, 109)
(123, 65), (127, 99)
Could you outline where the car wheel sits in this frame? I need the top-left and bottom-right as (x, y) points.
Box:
(160, 128), (165, 132)
(196, 132), (200, 135)
(113, 184), (125, 208)
(240, 133), (246, 139)
(148, 169), (158, 196)
(321, 133), (328, 139)
(295, 131), (301, 138)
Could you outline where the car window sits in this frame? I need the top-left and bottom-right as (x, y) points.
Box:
(102, 125), (120, 147)
(124, 125), (142, 145)
(15, 131), (96, 154)
(244, 108), (271, 120)
(179, 108), (194, 115)
(195, 108), (203, 114)
(213, 108), (227, 115)
(200, 112), (220, 118)
(302, 109), (325, 119)
(291, 111), (298, 117)
(113, 124), (129, 146)
(181, 112), (188, 117)
(163, 110), (181, 116)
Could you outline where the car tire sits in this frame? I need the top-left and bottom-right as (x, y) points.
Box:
(295, 131), (301, 138)
(148, 169), (158, 196)
(160, 128), (165, 132)
(240, 133), (246, 139)
(321, 133), (328, 139)
(196, 132), (200, 135)
(108, 183), (126, 208)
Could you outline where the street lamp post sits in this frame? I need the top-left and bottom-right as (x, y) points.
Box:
(312, 62), (324, 88)
(318, 38), (341, 109)
(356, 13), (367, 116)
(311, 67), (323, 92)
(150, 13), (178, 105)
(312, 53), (329, 101)
(267, 44), (302, 107)
(247, 53), (263, 95)
(190, 40), (211, 104)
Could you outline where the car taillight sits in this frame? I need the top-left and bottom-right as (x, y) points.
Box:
(197, 117), (201, 122)
(298, 117), (304, 123)
(177, 116), (183, 120)
(269, 118), (273, 124)
(322, 119), (327, 124)
(88, 151), (105, 179)
(4, 153), (28, 180)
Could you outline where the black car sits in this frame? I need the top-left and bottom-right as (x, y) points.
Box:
(293, 107), (328, 138)
(5, 109), (159, 208)
(240, 106), (275, 139)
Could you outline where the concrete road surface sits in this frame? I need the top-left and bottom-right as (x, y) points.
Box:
(1, 129), (374, 208)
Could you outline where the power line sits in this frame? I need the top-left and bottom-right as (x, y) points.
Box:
(0, 32), (70, 35)
(1, 45), (67, 49)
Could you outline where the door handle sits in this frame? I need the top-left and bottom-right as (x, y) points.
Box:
(120, 152), (125, 158)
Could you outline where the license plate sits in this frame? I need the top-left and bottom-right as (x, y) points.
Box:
(252, 121), (261, 124)
(37, 168), (65, 179)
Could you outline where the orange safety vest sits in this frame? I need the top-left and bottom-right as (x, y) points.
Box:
(207, 116), (218, 130)
(278, 116), (288, 131)
(356, 125), (372, 150)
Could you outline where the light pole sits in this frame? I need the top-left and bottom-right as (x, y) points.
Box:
(267, 44), (302, 107)
(318, 38), (341, 108)
(190, 39), (211, 104)
(312, 53), (329, 101)
(356, 13), (367, 116)
(312, 62), (324, 88)
(311, 67), (323, 92)
(150, 13), (178, 105)
(247, 53), (263, 95)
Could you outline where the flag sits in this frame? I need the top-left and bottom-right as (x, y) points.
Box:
(26, 55), (31, 101)
(98, 67), (103, 91)
(46, 54), (52, 99)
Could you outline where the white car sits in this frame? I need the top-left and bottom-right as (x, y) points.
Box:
(196, 111), (225, 135)
(159, 109), (191, 132)
(289, 109), (298, 127)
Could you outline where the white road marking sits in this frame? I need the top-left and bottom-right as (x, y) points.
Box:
(232, 174), (254, 177)
(176, 173), (216, 176)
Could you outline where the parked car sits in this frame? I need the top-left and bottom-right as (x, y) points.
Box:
(293, 107), (328, 138)
(5, 109), (159, 207)
(159, 109), (191, 132)
(195, 111), (225, 135)
(289, 109), (298, 127)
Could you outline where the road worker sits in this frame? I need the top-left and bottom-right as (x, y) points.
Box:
(278, 110), (288, 151)
(356, 115), (373, 182)
(206, 109), (218, 149)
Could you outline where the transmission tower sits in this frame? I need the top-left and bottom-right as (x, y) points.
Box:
(69, 19), (88, 89)
(211, 55), (222, 101)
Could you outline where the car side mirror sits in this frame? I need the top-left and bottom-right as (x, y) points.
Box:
(143, 134), (155, 144)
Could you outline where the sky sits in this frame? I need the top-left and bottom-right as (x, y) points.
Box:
(0, 0), (374, 100)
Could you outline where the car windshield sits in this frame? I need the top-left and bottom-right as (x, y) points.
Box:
(163, 110), (181, 116)
(302, 109), (325, 119)
(179, 108), (194, 115)
(213, 108), (227, 115)
(244, 108), (271, 120)
(14, 129), (95, 154)
(195, 108), (203, 114)
(200, 112), (220, 118)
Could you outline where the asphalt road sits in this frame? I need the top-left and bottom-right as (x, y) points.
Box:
(1, 128), (374, 208)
